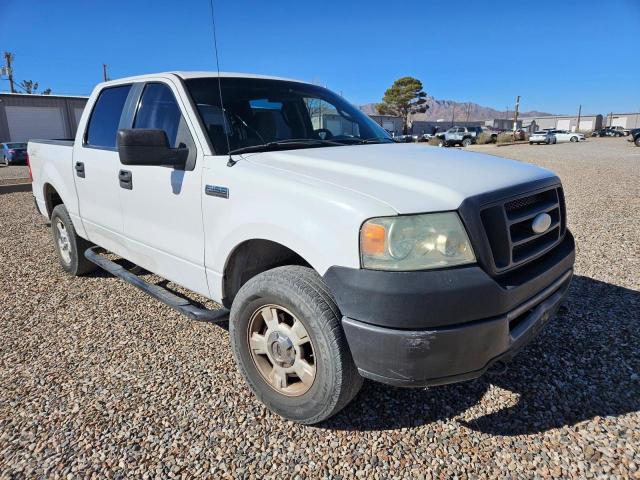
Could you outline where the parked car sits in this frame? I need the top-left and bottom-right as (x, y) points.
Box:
(393, 134), (415, 143)
(514, 129), (527, 141)
(529, 130), (556, 145)
(629, 128), (640, 147)
(435, 126), (484, 147)
(609, 126), (630, 136)
(28, 71), (575, 424)
(1, 142), (28, 165)
(592, 128), (625, 137)
(547, 130), (585, 143)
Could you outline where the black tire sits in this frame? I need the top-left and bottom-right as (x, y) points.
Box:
(529, 141), (533, 145)
(461, 138), (472, 147)
(230, 265), (363, 424)
(50, 204), (97, 276)
(635, 137), (640, 147)
(570, 136), (578, 142)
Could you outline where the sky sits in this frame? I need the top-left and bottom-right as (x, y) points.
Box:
(1, 0), (639, 115)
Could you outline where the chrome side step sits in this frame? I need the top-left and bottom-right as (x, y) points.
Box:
(84, 247), (229, 324)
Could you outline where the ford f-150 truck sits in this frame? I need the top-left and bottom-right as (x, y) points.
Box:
(28, 72), (575, 424)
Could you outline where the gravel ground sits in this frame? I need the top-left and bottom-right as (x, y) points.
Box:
(1, 137), (638, 478)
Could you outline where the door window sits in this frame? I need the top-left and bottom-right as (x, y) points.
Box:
(134, 83), (194, 150)
(85, 85), (132, 148)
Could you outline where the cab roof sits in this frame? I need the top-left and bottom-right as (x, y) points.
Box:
(101, 71), (310, 87)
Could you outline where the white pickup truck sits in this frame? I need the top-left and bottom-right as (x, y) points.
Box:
(28, 72), (575, 424)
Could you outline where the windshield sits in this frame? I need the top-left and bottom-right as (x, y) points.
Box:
(185, 77), (392, 155)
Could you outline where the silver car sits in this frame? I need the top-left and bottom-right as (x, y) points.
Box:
(529, 131), (556, 145)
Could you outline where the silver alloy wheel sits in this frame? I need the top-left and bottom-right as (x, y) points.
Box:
(247, 304), (316, 396)
(55, 218), (72, 265)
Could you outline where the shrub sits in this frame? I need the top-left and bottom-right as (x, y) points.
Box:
(496, 132), (515, 144)
(428, 137), (442, 146)
(476, 132), (494, 145)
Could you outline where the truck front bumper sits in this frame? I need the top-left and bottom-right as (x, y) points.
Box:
(323, 232), (575, 387)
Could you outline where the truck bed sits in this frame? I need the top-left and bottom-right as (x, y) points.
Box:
(28, 139), (76, 222)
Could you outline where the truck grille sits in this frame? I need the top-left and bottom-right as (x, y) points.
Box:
(480, 186), (566, 272)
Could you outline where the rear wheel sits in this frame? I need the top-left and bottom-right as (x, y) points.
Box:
(50, 204), (97, 276)
(230, 265), (363, 424)
(462, 138), (472, 147)
(529, 141), (533, 145)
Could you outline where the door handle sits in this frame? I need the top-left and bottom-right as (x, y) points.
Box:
(119, 169), (132, 190)
(75, 161), (85, 178)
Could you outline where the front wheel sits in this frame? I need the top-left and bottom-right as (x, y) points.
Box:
(570, 136), (578, 142)
(230, 265), (363, 424)
(50, 204), (97, 276)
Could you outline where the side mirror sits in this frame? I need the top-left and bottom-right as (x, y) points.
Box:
(117, 129), (188, 167)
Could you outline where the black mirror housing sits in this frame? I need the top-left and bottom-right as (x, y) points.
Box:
(117, 129), (188, 167)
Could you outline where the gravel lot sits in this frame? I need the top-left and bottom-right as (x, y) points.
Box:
(1, 137), (638, 478)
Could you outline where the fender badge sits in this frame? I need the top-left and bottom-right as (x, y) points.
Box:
(205, 185), (229, 199)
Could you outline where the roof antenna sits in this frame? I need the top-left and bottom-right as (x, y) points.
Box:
(208, 0), (235, 166)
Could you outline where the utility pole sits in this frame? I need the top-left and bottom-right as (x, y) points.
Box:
(576, 105), (582, 132)
(465, 103), (471, 122)
(102, 64), (109, 82)
(513, 95), (520, 132)
(451, 104), (455, 127)
(3, 51), (16, 93)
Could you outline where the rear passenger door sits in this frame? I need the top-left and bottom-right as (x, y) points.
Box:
(117, 80), (209, 297)
(74, 84), (132, 256)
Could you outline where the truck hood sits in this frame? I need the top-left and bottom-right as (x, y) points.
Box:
(246, 143), (556, 213)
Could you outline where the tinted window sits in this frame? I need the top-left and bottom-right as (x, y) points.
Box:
(134, 83), (190, 148)
(185, 77), (391, 155)
(86, 85), (131, 148)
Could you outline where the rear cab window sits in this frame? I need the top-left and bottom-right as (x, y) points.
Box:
(85, 85), (132, 149)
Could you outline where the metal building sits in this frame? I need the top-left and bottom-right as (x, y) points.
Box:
(0, 93), (88, 143)
(605, 112), (640, 130)
(518, 114), (603, 133)
(368, 114), (403, 136)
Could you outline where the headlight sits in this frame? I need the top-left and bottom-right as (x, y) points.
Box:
(360, 212), (475, 271)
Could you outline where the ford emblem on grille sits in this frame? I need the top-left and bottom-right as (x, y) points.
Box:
(531, 213), (552, 234)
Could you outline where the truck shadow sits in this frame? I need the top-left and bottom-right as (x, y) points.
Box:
(324, 276), (640, 434)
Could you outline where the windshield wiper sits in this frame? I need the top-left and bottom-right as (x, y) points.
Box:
(331, 137), (395, 145)
(228, 138), (343, 156)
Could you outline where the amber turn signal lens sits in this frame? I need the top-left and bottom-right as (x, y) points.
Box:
(361, 222), (386, 256)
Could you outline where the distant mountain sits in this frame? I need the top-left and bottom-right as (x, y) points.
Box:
(360, 97), (555, 121)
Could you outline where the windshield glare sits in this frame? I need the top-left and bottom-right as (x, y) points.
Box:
(185, 77), (392, 155)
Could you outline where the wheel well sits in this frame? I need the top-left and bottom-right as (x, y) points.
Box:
(43, 183), (63, 219)
(222, 239), (311, 308)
